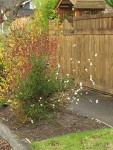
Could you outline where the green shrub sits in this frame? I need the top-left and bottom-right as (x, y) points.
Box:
(0, 60), (5, 105)
(0, 60), (4, 77)
(15, 55), (74, 122)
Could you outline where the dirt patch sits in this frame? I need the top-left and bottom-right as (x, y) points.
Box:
(0, 106), (107, 141)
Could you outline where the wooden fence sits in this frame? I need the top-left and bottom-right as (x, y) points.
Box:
(74, 13), (113, 30)
(49, 13), (113, 94)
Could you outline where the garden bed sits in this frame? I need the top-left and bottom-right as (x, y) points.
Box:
(0, 106), (107, 142)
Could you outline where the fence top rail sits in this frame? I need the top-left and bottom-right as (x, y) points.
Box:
(73, 13), (113, 20)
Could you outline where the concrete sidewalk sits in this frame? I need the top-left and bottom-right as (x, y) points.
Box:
(0, 123), (31, 150)
(67, 89), (113, 127)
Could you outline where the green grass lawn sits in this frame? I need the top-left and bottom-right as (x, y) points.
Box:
(30, 128), (113, 150)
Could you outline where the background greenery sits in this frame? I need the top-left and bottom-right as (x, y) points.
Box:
(105, 0), (113, 7)
(32, 0), (58, 30)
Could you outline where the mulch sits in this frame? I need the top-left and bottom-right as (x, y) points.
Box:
(0, 106), (108, 142)
(0, 138), (12, 150)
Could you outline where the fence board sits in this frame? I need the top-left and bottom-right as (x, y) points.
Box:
(49, 13), (113, 94)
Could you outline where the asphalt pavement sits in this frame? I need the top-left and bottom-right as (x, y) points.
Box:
(67, 89), (113, 127)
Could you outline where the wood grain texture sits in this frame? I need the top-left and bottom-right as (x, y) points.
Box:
(49, 13), (113, 94)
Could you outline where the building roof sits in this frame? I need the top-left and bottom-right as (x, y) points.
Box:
(0, 0), (34, 24)
(17, 0), (35, 17)
(56, 0), (106, 10)
(0, 0), (27, 11)
(0, 0), (36, 20)
(17, 9), (34, 17)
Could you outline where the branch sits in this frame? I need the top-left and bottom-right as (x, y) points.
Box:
(0, 0), (27, 18)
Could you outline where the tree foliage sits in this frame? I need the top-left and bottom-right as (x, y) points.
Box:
(105, 0), (113, 7)
(33, 0), (58, 28)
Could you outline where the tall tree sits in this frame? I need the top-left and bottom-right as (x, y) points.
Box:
(33, 0), (58, 22)
(31, 0), (58, 30)
(38, 0), (57, 19)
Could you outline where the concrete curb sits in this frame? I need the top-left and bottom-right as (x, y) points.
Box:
(0, 122), (31, 150)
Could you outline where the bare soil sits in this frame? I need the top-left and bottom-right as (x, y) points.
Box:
(0, 106), (107, 142)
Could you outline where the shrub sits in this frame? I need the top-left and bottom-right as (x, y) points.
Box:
(0, 59), (7, 104)
(0, 13), (75, 123)
(1, 24), (74, 123)
(0, 25), (57, 102)
(14, 55), (74, 122)
(0, 60), (3, 77)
